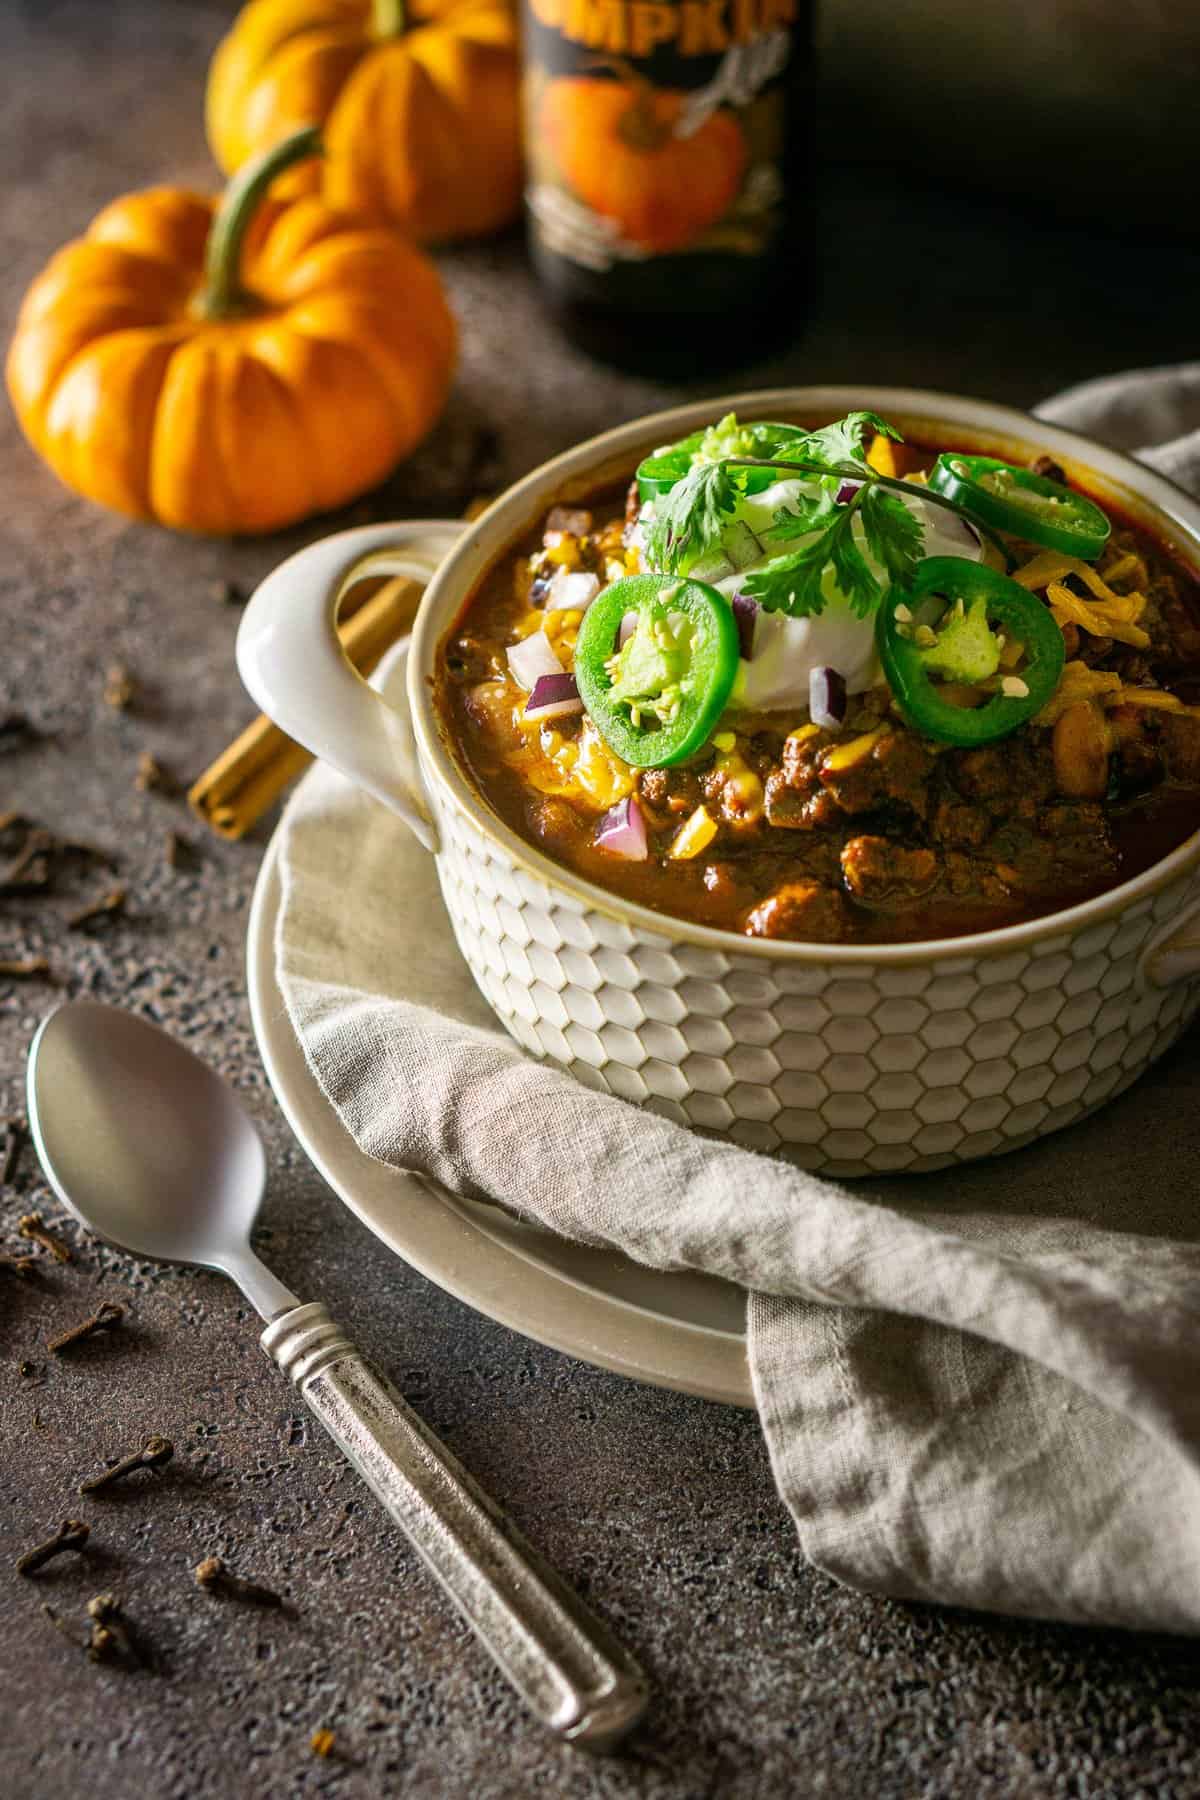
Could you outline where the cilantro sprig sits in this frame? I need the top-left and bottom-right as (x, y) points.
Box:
(645, 461), (740, 575)
(640, 409), (1005, 619)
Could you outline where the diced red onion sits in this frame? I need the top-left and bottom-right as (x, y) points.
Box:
(732, 591), (757, 659)
(525, 672), (583, 721)
(507, 630), (563, 691)
(835, 480), (862, 505)
(595, 796), (648, 860)
(809, 666), (847, 729)
(544, 569), (600, 613)
(617, 610), (638, 649)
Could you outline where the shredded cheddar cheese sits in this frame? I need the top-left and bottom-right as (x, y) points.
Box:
(1045, 581), (1150, 649)
(1035, 662), (1200, 726)
(1100, 550), (1147, 589)
(1034, 662), (1123, 725)
(1113, 687), (1200, 717)
(1013, 548), (1152, 648)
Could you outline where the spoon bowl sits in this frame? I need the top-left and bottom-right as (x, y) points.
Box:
(28, 1001), (291, 1315)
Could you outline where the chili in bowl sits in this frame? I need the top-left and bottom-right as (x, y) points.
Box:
(237, 388), (1200, 1175)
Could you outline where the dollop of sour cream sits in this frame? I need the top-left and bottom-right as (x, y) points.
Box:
(714, 478), (985, 713)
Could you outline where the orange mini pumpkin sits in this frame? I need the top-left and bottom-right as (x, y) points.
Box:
(206, 0), (521, 244)
(539, 75), (747, 255)
(6, 129), (456, 536)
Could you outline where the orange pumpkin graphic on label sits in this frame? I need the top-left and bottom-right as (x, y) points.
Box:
(538, 72), (747, 255)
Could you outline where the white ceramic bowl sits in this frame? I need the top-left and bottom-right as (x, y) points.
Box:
(238, 387), (1200, 1175)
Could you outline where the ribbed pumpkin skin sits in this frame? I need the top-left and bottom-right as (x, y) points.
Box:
(206, 0), (521, 243)
(6, 189), (456, 535)
(539, 79), (747, 255)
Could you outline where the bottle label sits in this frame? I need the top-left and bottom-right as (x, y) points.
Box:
(521, 0), (806, 274)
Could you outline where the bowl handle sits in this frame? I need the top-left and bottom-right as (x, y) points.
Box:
(1142, 892), (1200, 988)
(236, 521), (466, 853)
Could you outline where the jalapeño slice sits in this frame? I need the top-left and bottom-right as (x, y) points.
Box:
(876, 557), (1065, 747)
(928, 453), (1111, 560)
(574, 574), (739, 768)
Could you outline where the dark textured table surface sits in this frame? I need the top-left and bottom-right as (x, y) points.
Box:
(4, 4), (1200, 1796)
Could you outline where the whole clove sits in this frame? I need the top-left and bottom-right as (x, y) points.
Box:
(16, 1518), (91, 1575)
(18, 1212), (72, 1263)
(49, 1301), (125, 1353)
(0, 955), (51, 979)
(0, 829), (56, 892)
(86, 1592), (140, 1666)
(193, 1556), (285, 1609)
(1, 1117), (25, 1185)
(135, 752), (179, 795)
(66, 884), (127, 930)
(80, 1433), (173, 1495)
(103, 664), (137, 711)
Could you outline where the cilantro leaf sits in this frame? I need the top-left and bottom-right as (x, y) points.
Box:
(859, 483), (922, 589)
(828, 513), (882, 616)
(741, 501), (866, 616)
(741, 535), (833, 616)
(793, 410), (899, 474)
(763, 483), (839, 543)
(643, 460), (739, 574)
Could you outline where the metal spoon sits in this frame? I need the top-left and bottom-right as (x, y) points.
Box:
(26, 1001), (647, 1751)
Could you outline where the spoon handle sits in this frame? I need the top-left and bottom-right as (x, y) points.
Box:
(261, 1302), (647, 1751)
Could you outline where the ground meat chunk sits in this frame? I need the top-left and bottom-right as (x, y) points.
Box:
(943, 852), (1018, 904)
(780, 730), (827, 788)
(841, 836), (939, 904)
(764, 771), (842, 829)
(818, 729), (935, 819)
(1163, 712), (1200, 781)
(1108, 704), (1163, 792)
(931, 795), (991, 849)
(744, 881), (851, 942)
(951, 745), (1011, 800)
(1076, 633), (1115, 668)
(1033, 801), (1118, 888)
(639, 766), (700, 816)
(700, 766), (727, 806)
(524, 796), (583, 853)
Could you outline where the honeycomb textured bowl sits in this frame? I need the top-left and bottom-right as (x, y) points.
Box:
(237, 386), (1200, 1179)
(432, 789), (1200, 1177)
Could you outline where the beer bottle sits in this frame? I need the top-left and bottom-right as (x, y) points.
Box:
(519, 0), (813, 375)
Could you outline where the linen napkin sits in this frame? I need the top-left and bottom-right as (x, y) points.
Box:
(276, 372), (1200, 1634)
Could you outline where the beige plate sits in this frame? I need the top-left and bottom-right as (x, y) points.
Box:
(246, 833), (753, 1408)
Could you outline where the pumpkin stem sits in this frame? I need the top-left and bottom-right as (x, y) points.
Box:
(200, 125), (323, 321)
(372, 0), (407, 35)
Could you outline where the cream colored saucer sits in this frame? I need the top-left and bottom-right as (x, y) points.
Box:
(246, 837), (752, 1408)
